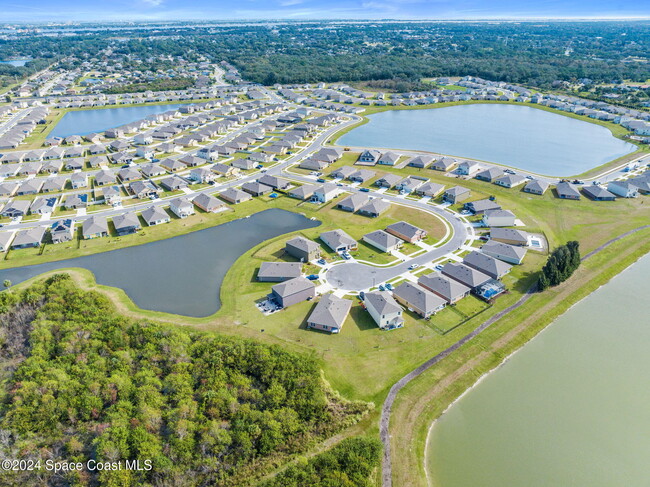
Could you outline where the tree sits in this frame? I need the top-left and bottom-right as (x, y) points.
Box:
(3, 280), (11, 289)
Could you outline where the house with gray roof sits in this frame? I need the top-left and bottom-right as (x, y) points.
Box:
(285, 236), (321, 262)
(377, 151), (400, 166)
(416, 182), (445, 198)
(306, 294), (352, 334)
(169, 197), (195, 218)
(219, 188), (252, 204)
(348, 169), (376, 183)
(375, 173), (402, 188)
(49, 219), (75, 244)
(63, 194), (88, 210)
(581, 185), (616, 201)
(524, 179), (550, 195)
(270, 276), (316, 308)
(94, 170), (116, 186)
(358, 198), (391, 218)
(257, 262), (303, 282)
(363, 291), (404, 330)
(311, 183), (338, 203)
(464, 199), (501, 214)
(242, 181), (273, 197)
(431, 156), (458, 172)
(160, 176), (188, 192)
(330, 166), (357, 180)
(129, 180), (161, 199)
(490, 227), (529, 246)
(408, 154), (435, 169)
(629, 174), (650, 194)
(17, 179), (44, 195)
(1, 200), (31, 218)
(112, 212), (141, 236)
(337, 193), (369, 212)
(192, 193), (224, 213)
(0, 182), (18, 197)
(299, 158), (328, 171)
(494, 173), (527, 188)
(11, 226), (46, 249)
(289, 184), (318, 200)
(117, 167), (142, 182)
(141, 206), (170, 226)
(441, 262), (491, 289)
(140, 163), (166, 178)
(481, 240), (527, 265)
(476, 167), (505, 182)
(463, 250), (512, 279)
(482, 209), (516, 227)
(357, 149), (382, 164)
(82, 216), (109, 239)
(555, 181), (581, 200)
(418, 273), (471, 304)
(160, 158), (185, 173)
(0, 232), (15, 252)
(320, 229), (357, 252)
(29, 197), (57, 215)
(362, 230), (402, 253)
(71, 172), (88, 189)
(395, 176), (427, 193)
(443, 186), (471, 203)
(258, 174), (290, 190)
(385, 221), (427, 243)
(392, 282), (446, 318)
(607, 180), (639, 198)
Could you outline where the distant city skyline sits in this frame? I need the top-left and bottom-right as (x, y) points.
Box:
(2, 0), (649, 22)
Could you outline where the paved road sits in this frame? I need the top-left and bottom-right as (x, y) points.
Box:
(279, 172), (472, 291)
(379, 223), (650, 487)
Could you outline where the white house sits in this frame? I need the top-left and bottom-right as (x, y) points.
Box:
(482, 209), (516, 227)
(607, 180), (639, 198)
(169, 197), (195, 218)
(363, 291), (404, 330)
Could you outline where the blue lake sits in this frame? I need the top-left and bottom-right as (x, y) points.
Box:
(0, 59), (30, 67)
(0, 209), (320, 317)
(338, 104), (637, 176)
(49, 102), (190, 138)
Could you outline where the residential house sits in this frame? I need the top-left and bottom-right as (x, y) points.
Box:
(494, 174), (527, 188)
(457, 160), (481, 176)
(337, 193), (369, 212)
(63, 194), (88, 209)
(408, 155), (435, 169)
(169, 197), (195, 218)
(476, 167), (505, 182)
(392, 282), (446, 318)
(289, 184), (318, 200)
(386, 221), (427, 243)
(481, 240), (527, 265)
(320, 229), (357, 252)
(607, 180), (639, 198)
(192, 193), (224, 213)
(71, 172), (88, 189)
(464, 199), (501, 215)
(300, 158), (328, 171)
(257, 262), (303, 282)
(482, 209), (516, 227)
(211, 163), (239, 177)
(285, 236), (321, 262)
(129, 180), (161, 199)
(2, 200), (30, 218)
(242, 181), (273, 197)
(11, 227), (46, 249)
(219, 188), (252, 204)
(463, 250), (512, 279)
(0, 232), (14, 252)
(418, 273), (470, 304)
(160, 158), (185, 173)
(377, 151), (400, 166)
(141, 206), (170, 226)
(523, 179), (550, 195)
(160, 176), (188, 192)
(395, 176), (426, 193)
(270, 277), (316, 308)
(443, 186), (471, 203)
(306, 294), (352, 334)
(112, 212), (141, 236)
(357, 198), (390, 218)
(348, 169), (376, 183)
(555, 181), (581, 200)
(490, 228), (529, 246)
(82, 216), (109, 239)
(29, 197), (57, 215)
(582, 185), (617, 201)
(17, 179), (44, 195)
(441, 262), (491, 289)
(311, 183), (338, 203)
(49, 219), (75, 244)
(357, 149), (382, 164)
(231, 158), (256, 171)
(101, 186), (122, 206)
(431, 156), (458, 172)
(363, 291), (404, 330)
(117, 167), (142, 182)
(258, 175), (290, 190)
(330, 166), (357, 180)
(189, 167), (215, 184)
(375, 174), (401, 188)
(140, 163), (166, 179)
(362, 230), (402, 252)
(416, 182), (445, 198)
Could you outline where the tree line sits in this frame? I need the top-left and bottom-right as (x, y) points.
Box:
(538, 241), (581, 291)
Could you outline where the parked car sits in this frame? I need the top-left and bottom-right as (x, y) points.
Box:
(378, 284), (385, 291)
(358, 291), (365, 300)
(385, 283), (393, 291)
(434, 264), (443, 271)
(408, 263), (420, 270)
(317, 258), (327, 265)
(316, 178), (326, 183)
(306, 274), (319, 280)
(360, 187), (370, 192)
(256, 164), (264, 169)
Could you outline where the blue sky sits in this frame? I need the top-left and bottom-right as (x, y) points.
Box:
(3, 0), (649, 22)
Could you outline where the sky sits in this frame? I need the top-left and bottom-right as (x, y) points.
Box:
(2, 0), (649, 22)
